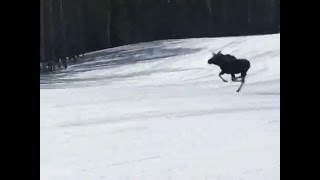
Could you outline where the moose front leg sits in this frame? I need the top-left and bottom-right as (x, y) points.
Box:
(219, 71), (228, 82)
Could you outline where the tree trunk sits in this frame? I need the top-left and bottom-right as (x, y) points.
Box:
(40, 0), (45, 61)
(48, 0), (55, 63)
(59, 0), (67, 58)
(106, 0), (111, 47)
(248, 0), (252, 25)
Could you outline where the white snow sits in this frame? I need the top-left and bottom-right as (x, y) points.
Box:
(40, 34), (280, 180)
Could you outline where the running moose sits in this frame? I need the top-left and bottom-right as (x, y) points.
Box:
(208, 51), (251, 92)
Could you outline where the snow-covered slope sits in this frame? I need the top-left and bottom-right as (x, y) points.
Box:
(40, 34), (280, 180)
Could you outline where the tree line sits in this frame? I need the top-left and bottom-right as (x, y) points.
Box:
(40, 0), (280, 67)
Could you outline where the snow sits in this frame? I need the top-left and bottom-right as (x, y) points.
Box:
(40, 34), (280, 180)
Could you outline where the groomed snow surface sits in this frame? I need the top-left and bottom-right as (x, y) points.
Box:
(40, 34), (280, 180)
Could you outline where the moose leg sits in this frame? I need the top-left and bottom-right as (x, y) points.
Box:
(236, 73), (247, 92)
(236, 78), (245, 92)
(219, 71), (228, 82)
(231, 74), (236, 81)
(231, 74), (242, 82)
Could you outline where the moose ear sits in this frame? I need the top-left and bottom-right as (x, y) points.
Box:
(212, 52), (216, 56)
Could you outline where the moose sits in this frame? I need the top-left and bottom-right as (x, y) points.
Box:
(208, 51), (251, 92)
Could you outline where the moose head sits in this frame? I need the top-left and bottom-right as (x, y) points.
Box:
(208, 51), (223, 65)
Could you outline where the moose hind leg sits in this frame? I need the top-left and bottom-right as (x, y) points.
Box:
(236, 73), (247, 92)
(236, 78), (245, 92)
(231, 74), (236, 81)
(232, 74), (242, 82)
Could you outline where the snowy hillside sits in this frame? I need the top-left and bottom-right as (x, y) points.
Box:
(40, 34), (280, 180)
